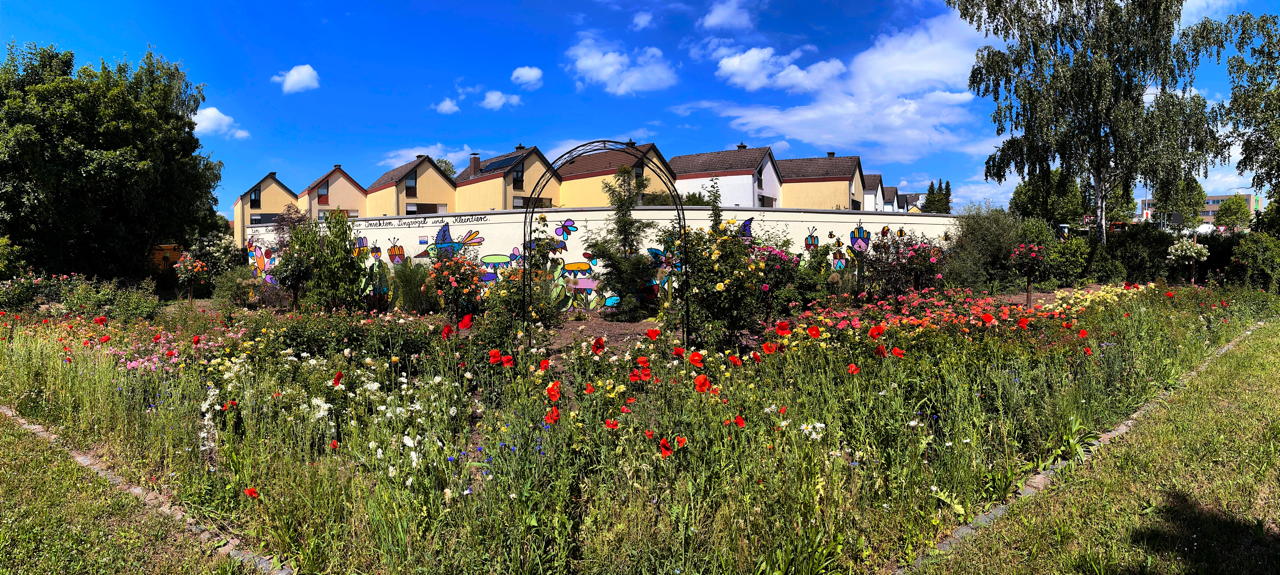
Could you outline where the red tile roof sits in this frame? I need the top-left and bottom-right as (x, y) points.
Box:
(669, 146), (770, 175)
(776, 156), (862, 181)
(558, 143), (662, 179)
(368, 156), (456, 191)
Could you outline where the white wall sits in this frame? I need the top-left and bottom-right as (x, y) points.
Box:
(673, 160), (782, 208)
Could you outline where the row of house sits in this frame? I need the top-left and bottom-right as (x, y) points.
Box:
(232, 141), (922, 246)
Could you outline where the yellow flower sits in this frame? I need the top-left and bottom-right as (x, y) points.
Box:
(715, 283), (725, 291)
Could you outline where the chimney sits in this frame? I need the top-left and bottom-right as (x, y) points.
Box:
(737, 142), (748, 150)
(515, 143), (526, 151)
(827, 152), (835, 158)
(625, 139), (636, 147)
(469, 153), (481, 175)
(415, 154), (425, 159)
(267, 171), (276, 177)
(334, 164), (342, 168)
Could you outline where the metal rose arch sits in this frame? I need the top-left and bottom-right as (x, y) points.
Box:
(520, 139), (691, 344)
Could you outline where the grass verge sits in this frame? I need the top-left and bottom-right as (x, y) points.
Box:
(916, 321), (1280, 574)
(0, 416), (246, 575)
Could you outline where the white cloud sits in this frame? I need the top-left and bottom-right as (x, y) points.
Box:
(566, 33), (678, 95)
(377, 144), (495, 168)
(699, 13), (987, 163)
(715, 46), (845, 93)
(434, 97), (460, 114)
(952, 168), (1022, 207)
(511, 66), (544, 90)
(546, 128), (657, 162)
(770, 140), (790, 154)
(686, 36), (741, 61)
(632, 11), (654, 30)
(1180, 0), (1244, 27)
(270, 64), (320, 94)
(699, 0), (753, 30)
(192, 107), (250, 140)
(480, 90), (522, 110)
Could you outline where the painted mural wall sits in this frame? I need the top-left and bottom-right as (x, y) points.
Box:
(244, 206), (956, 304)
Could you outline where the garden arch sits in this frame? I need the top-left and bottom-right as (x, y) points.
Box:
(520, 139), (691, 344)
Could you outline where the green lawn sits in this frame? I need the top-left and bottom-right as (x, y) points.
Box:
(916, 322), (1280, 575)
(0, 416), (246, 575)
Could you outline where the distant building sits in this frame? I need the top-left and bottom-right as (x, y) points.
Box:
(1139, 193), (1262, 227)
(366, 154), (457, 216)
(669, 144), (782, 208)
(775, 154), (866, 210)
(231, 172), (296, 247)
(558, 141), (674, 207)
(455, 144), (560, 212)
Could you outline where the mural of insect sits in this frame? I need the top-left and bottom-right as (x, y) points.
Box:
(738, 217), (755, 240)
(554, 219), (578, 240)
(804, 227), (819, 251)
(896, 227), (907, 238)
(880, 225), (891, 238)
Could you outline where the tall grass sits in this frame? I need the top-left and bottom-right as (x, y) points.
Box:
(0, 285), (1273, 574)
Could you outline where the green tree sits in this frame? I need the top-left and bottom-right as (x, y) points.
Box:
(1009, 170), (1085, 224)
(1214, 194), (1253, 232)
(0, 236), (22, 279)
(1219, 15), (1280, 197)
(950, 0), (1227, 243)
(435, 157), (457, 178)
(942, 180), (953, 214)
(1151, 177), (1206, 231)
(921, 179), (953, 213)
(587, 166), (658, 321)
(0, 44), (223, 277)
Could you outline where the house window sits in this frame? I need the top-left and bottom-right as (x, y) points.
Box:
(405, 203), (444, 215)
(250, 213), (277, 225)
(249, 186), (261, 209)
(754, 165), (764, 189)
(405, 168), (417, 198)
(758, 195), (775, 208)
(511, 161), (525, 190)
(513, 196), (550, 209)
(317, 180), (329, 205)
(634, 165), (645, 187)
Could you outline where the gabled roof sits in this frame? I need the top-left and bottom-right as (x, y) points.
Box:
(244, 172), (296, 199)
(455, 146), (559, 185)
(901, 193), (923, 207)
(776, 155), (862, 181)
(558, 143), (673, 180)
(301, 165), (368, 197)
(882, 185), (898, 202)
(669, 146), (771, 175)
(368, 155), (457, 192)
(862, 173), (883, 191)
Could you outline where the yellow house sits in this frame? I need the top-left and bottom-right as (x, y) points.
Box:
(454, 145), (560, 212)
(297, 164), (368, 220)
(365, 155), (457, 216)
(232, 172), (297, 246)
(776, 154), (865, 210)
(558, 142), (675, 207)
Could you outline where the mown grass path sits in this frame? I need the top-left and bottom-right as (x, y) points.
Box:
(916, 322), (1280, 575)
(0, 415), (244, 575)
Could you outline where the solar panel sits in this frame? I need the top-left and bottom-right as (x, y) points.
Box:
(485, 155), (521, 171)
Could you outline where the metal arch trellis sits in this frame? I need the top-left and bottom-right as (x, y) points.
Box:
(520, 139), (691, 345)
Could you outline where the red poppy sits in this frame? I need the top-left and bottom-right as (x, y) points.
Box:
(539, 359), (550, 371)
(501, 355), (515, 368)
(98, 335), (111, 344)
(981, 313), (995, 324)
(329, 440), (339, 449)
(891, 347), (905, 358)
(778, 406), (787, 415)
(807, 325), (821, 339)
(546, 380), (562, 402)
(646, 328), (661, 340)
(165, 349), (176, 357)
(659, 438), (674, 458)
(1084, 347), (1093, 356)
(604, 419), (619, 430)
(192, 335), (201, 345)
(243, 487), (260, 499)
(1017, 317), (1031, 330)
(644, 429), (655, 439)
(488, 349), (502, 364)
(728, 355), (743, 367)
(152, 333), (163, 343)
(868, 325), (887, 339)
(626, 397), (637, 404)
(874, 344), (888, 358)
(544, 406), (560, 425)
(458, 314), (474, 330)
(689, 352), (705, 368)
(1124, 312), (1131, 318)
(847, 363), (861, 374)
(775, 321), (792, 336)
(694, 374), (712, 393)
(762, 342), (778, 355)
(93, 316), (107, 326)
(441, 324), (454, 340)
(1165, 291), (1175, 298)
(750, 351), (763, 363)
(676, 436), (687, 448)
(591, 337), (606, 355)
(585, 382), (596, 394)
(734, 415), (746, 428)
(673, 347), (685, 358)
(1078, 329), (1088, 339)
(620, 406), (632, 413)
(333, 371), (344, 387)
(637, 356), (650, 367)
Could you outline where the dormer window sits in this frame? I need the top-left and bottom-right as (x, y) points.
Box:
(405, 168), (417, 198)
(317, 180), (329, 205)
(634, 164), (645, 187)
(754, 164), (764, 190)
(510, 161), (525, 190)
(249, 186), (261, 209)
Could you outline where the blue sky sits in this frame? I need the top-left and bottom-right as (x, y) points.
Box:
(0, 0), (1266, 216)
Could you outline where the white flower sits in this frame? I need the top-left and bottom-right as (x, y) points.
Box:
(402, 436), (416, 448)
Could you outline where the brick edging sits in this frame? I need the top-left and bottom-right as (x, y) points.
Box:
(0, 405), (293, 575)
(898, 320), (1266, 573)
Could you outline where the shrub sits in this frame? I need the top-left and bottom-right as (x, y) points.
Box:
(861, 233), (944, 295)
(1104, 223), (1173, 283)
(942, 206), (1023, 290)
(212, 266), (256, 311)
(391, 261), (436, 315)
(1046, 237), (1090, 287)
(0, 236), (23, 280)
(426, 256), (486, 322)
(586, 166), (659, 322)
(1234, 232), (1280, 291)
(1167, 238), (1210, 283)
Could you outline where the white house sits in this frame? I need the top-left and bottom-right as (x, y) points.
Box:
(669, 144), (782, 208)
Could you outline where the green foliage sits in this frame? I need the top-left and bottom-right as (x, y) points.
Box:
(1150, 177), (1206, 231)
(212, 266), (256, 311)
(425, 256), (485, 322)
(59, 277), (161, 320)
(435, 157), (457, 178)
(274, 212), (364, 311)
(0, 236), (22, 279)
(1233, 232), (1280, 291)
(588, 166), (659, 322)
(1009, 170), (1085, 225)
(1220, 14), (1280, 194)
(1214, 194), (1253, 232)
(362, 260), (391, 312)
(1105, 223), (1174, 283)
(921, 179), (953, 214)
(942, 206), (1025, 290)
(1047, 237), (1091, 287)
(860, 233), (946, 295)
(0, 44), (223, 278)
(390, 261), (435, 315)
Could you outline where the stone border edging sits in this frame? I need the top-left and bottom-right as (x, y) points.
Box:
(0, 405), (293, 575)
(898, 320), (1266, 574)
